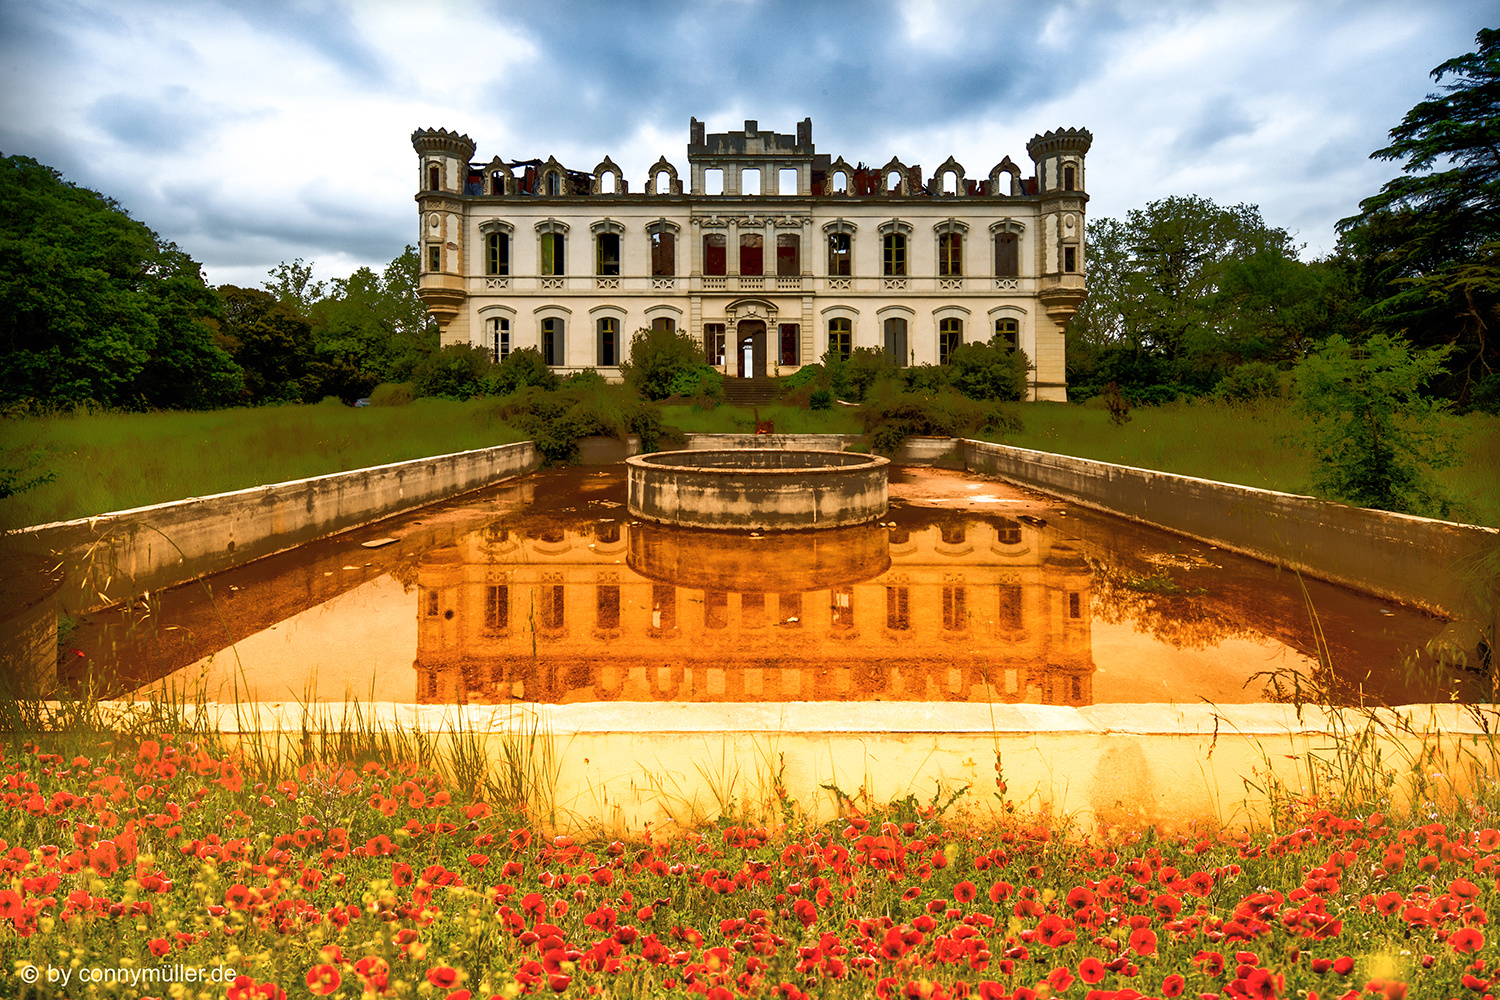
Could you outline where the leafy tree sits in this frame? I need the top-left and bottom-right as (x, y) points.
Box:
(1338, 28), (1500, 404)
(411, 343), (493, 400)
(1291, 333), (1462, 517)
(1068, 196), (1309, 399)
(946, 340), (1029, 402)
(486, 346), (559, 395)
(0, 155), (239, 409)
(214, 286), (319, 404)
(312, 248), (437, 386)
(618, 325), (704, 400)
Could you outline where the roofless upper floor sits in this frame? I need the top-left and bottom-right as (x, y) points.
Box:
(411, 119), (1092, 201)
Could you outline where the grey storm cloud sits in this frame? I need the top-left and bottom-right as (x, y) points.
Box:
(89, 86), (224, 154)
(1173, 95), (1259, 157)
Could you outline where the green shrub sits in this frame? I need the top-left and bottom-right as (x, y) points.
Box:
(484, 347), (560, 395)
(619, 326), (705, 400)
(859, 384), (988, 455)
(1215, 360), (1283, 402)
(843, 347), (897, 402)
(898, 364), (950, 395)
(493, 383), (672, 464)
(946, 342), (1029, 402)
(564, 368), (608, 390)
(1471, 373), (1500, 415)
(411, 344), (493, 400)
(368, 382), (414, 406)
(667, 364), (724, 402)
(317, 395), (346, 407)
(780, 364), (824, 390)
(809, 387), (834, 411)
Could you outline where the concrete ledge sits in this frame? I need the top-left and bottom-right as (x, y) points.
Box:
(963, 438), (1500, 623)
(682, 433), (861, 451)
(96, 699), (1499, 832)
(16, 441), (539, 613)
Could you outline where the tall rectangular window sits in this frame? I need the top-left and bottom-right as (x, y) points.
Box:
(882, 233), (906, 276)
(828, 232), (851, 276)
(427, 244), (441, 272)
(597, 317), (618, 367)
(540, 233), (564, 275)
(740, 233), (763, 275)
(705, 590), (728, 629)
(828, 318), (852, 361)
(704, 234), (727, 275)
(597, 585), (620, 629)
(939, 318), (963, 365)
(541, 318), (564, 367)
(995, 318), (1018, 350)
(490, 317), (510, 363)
(938, 232), (963, 276)
(596, 233), (620, 276)
(486, 233), (509, 275)
(651, 231), (675, 276)
(776, 234), (799, 276)
(831, 587), (854, 629)
(995, 233), (1019, 277)
(1064, 246), (1077, 272)
(703, 323), (726, 365)
(998, 585), (1023, 629)
(540, 585), (565, 630)
(883, 317), (907, 366)
(778, 324), (799, 366)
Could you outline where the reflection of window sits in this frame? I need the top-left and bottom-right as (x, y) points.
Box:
(742, 592), (765, 628)
(776, 234), (800, 276)
(597, 585), (620, 629)
(597, 523), (620, 544)
(486, 585), (509, 633)
(882, 233), (906, 276)
(779, 593), (802, 626)
(740, 233), (764, 275)
(597, 317), (618, 367)
(943, 586), (967, 630)
(828, 318), (852, 361)
(939, 318), (963, 365)
(486, 233), (509, 275)
(703, 323), (726, 365)
(888, 526), (909, 545)
(941, 524), (966, 545)
(540, 586), (565, 629)
(1069, 592), (1082, 619)
(828, 232), (851, 276)
(995, 518), (1021, 545)
(425, 589), (440, 616)
(541, 318), (565, 367)
(998, 585), (1022, 629)
(706, 590), (728, 629)
(938, 232), (963, 276)
(652, 585), (676, 630)
(779, 324), (799, 366)
(886, 587), (910, 630)
(704, 234), (727, 275)
(831, 587), (854, 629)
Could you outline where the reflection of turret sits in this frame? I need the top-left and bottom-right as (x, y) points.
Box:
(413, 516), (1095, 706)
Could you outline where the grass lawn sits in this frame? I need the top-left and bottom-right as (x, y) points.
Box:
(987, 401), (1500, 528)
(659, 403), (863, 436)
(1, 695), (1497, 1000)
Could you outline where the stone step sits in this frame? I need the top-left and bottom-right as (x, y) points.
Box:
(721, 377), (780, 407)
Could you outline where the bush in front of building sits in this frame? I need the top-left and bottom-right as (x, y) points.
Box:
(483, 346), (560, 395)
(619, 325), (706, 401)
(859, 382), (1023, 455)
(493, 382), (674, 464)
(411, 344), (493, 400)
(946, 341), (1029, 402)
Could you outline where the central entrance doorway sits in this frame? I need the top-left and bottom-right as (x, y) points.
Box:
(736, 320), (766, 378)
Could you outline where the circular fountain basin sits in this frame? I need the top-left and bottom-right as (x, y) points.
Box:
(627, 521), (890, 590)
(626, 449), (889, 531)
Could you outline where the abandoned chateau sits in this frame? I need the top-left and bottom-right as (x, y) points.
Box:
(411, 118), (1090, 401)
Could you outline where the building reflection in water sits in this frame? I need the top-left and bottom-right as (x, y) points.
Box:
(413, 515), (1096, 706)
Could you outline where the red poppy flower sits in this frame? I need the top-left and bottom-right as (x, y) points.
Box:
(1129, 927), (1158, 957)
(1161, 972), (1186, 996)
(467, 854), (490, 868)
(305, 965), (341, 995)
(1078, 957), (1106, 983)
(1047, 966), (1074, 991)
(426, 967), (460, 989)
(0, 890), (22, 920)
(954, 881), (977, 905)
(1451, 927), (1485, 954)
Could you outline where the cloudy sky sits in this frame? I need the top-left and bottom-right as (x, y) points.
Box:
(1, 0), (1492, 288)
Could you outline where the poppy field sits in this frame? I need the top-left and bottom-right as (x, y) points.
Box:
(0, 717), (1497, 1000)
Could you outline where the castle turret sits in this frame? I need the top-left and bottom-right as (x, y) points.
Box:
(1025, 128), (1091, 401)
(412, 128), (477, 346)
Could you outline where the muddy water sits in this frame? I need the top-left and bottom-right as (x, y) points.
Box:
(64, 466), (1480, 707)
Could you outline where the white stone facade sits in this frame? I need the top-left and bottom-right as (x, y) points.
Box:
(411, 118), (1090, 401)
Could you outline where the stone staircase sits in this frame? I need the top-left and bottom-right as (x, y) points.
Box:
(720, 376), (780, 408)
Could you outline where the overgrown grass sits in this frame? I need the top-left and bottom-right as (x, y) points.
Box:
(987, 400), (1500, 527)
(659, 403), (863, 435)
(1, 399), (525, 528)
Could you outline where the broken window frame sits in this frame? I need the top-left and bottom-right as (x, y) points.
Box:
(1063, 245), (1078, 273)
(778, 323), (799, 366)
(650, 229), (676, 277)
(703, 233), (727, 276)
(739, 233), (764, 276)
(539, 230), (566, 276)
(828, 317), (852, 362)
(938, 232), (963, 277)
(939, 317), (963, 365)
(595, 232), (621, 276)
(776, 234), (800, 277)
(995, 317), (1019, 350)
(485, 232), (510, 276)
(597, 316), (619, 367)
(489, 317), (511, 363)
(703, 323), (726, 365)
(426, 244), (441, 272)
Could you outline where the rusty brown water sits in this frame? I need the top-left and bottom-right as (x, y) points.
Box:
(59, 466), (1483, 707)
